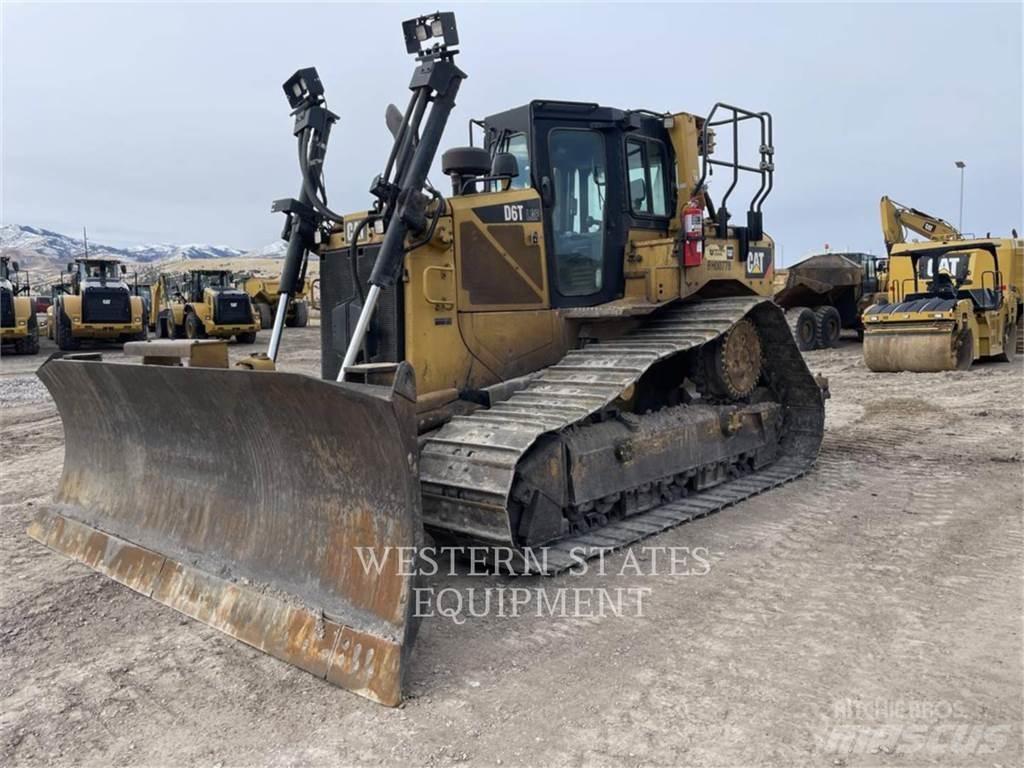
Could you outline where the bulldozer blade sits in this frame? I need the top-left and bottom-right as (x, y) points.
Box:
(28, 355), (422, 706)
(863, 326), (963, 372)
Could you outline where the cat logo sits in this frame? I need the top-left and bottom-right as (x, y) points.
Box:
(101, 299), (111, 305)
(230, 302), (238, 308)
(745, 247), (772, 278)
(344, 218), (381, 243)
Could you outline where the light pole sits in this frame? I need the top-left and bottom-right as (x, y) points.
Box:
(955, 160), (966, 232)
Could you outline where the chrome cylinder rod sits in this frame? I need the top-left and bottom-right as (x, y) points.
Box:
(266, 293), (291, 362)
(337, 283), (381, 382)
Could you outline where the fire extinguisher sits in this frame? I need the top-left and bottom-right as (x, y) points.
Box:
(681, 198), (703, 267)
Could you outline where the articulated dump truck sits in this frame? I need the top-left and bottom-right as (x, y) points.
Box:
(863, 197), (1022, 371)
(774, 251), (888, 349)
(28, 12), (826, 706)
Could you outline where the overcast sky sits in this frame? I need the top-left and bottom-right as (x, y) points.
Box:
(2, 2), (1021, 262)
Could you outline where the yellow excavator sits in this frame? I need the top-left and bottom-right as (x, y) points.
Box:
(28, 13), (826, 707)
(863, 197), (1021, 371)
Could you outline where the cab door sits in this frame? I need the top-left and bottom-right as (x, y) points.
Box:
(531, 114), (625, 308)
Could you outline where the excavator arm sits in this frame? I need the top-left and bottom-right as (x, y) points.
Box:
(880, 196), (962, 253)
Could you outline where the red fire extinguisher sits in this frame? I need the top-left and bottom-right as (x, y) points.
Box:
(681, 198), (703, 267)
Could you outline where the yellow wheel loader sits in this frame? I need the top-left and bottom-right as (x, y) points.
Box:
(153, 269), (259, 343)
(0, 256), (40, 355)
(863, 197), (1022, 371)
(46, 257), (146, 350)
(28, 13), (826, 707)
(130, 279), (155, 332)
(235, 272), (312, 329)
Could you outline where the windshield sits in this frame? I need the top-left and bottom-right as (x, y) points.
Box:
(916, 252), (972, 285)
(80, 261), (122, 282)
(196, 272), (230, 292)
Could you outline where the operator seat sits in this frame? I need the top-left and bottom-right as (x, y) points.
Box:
(930, 271), (958, 300)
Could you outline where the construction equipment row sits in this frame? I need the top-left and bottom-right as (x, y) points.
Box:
(863, 198), (1021, 371)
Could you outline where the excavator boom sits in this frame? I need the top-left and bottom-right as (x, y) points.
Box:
(880, 195), (962, 253)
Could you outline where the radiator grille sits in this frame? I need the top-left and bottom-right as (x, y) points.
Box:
(320, 244), (404, 380)
(81, 288), (131, 323)
(214, 292), (253, 325)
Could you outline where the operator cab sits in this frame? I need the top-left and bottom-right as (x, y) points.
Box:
(459, 101), (676, 308)
(0, 258), (15, 295)
(904, 243), (1003, 311)
(70, 258), (127, 288)
(191, 270), (232, 299)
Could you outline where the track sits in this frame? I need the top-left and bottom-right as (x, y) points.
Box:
(419, 296), (826, 571)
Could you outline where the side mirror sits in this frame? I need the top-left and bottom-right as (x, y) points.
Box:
(67, 263), (74, 273)
(540, 175), (554, 207)
(121, 264), (127, 275)
(11, 260), (18, 272)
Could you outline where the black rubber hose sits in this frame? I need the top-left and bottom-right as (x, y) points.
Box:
(298, 129), (346, 225)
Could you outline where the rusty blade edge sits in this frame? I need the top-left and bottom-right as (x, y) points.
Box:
(27, 508), (406, 707)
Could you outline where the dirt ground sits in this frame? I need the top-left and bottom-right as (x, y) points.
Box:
(1, 328), (1021, 767)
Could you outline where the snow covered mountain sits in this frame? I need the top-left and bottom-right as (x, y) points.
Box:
(0, 224), (248, 269)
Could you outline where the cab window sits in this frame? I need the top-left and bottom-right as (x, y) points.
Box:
(501, 133), (531, 190)
(549, 129), (606, 297)
(917, 253), (970, 283)
(625, 137), (669, 217)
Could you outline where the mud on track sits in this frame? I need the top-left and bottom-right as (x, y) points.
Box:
(1, 329), (1021, 767)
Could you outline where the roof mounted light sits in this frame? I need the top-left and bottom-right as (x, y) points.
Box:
(402, 12), (458, 56)
(282, 67), (325, 110)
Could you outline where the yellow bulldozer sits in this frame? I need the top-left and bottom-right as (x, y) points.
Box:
(46, 256), (147, 349)
(152, 268), (259, 343)
(0, 255), (40, 355)
(28, 13), (826, 707)
(862, 197), (1022, 371)
(234, 272), (311, 329)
